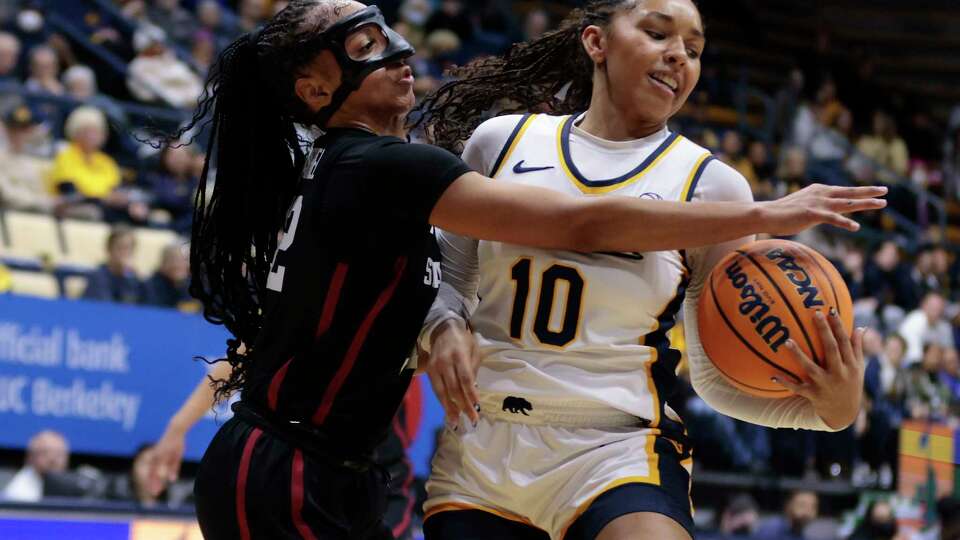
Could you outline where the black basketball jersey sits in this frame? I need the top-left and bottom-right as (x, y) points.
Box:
(242, 128), (470, 455)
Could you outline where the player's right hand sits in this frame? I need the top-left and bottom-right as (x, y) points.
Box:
(424, 318), (481, 426)
(760, 184), (887, 235)
(147, 429), (186, 496)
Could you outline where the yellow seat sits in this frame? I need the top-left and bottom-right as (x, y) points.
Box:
(8, 270), (58, 299)
(61, 219), (110, 269)
(133, 228), (181, 277)
(2, 211), (63, 264)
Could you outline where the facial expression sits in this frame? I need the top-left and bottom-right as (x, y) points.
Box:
(0, 35), (20, 75)
(587, 0), (704, 127)
(297, 2), (415, 124)
(30, 48), (57, 80)
(109, 234), (136, 268)
(884, 336), (905, 366)
(786, 492), (818, 528)
(75, 125), (107, 152)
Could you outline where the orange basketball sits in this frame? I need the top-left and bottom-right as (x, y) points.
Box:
(697, 239), (853, 398)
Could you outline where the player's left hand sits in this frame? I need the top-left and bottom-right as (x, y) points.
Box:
(423, 318), (481, 426)
(771, 308), (865, 430)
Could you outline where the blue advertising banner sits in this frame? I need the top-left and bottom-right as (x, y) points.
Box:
(0, 295), (448, 472)
(0, 295), (230, 461)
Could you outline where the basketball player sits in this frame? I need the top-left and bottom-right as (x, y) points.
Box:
(147, 361), (420, 540)
(179, 1), (882, 538)
(416, 1), (874, 539)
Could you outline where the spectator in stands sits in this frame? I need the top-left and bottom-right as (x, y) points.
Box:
(127, 25), (203, 109)
(755, 489), (819, 540)
(425, 0), (472, 43)
(862, 240), (919, 331)
(0, 31), (21, 81)
(848, 499), (898, 540)
(940, 346), (960, 410)
(859, 331), (904, 487)
(718, 130), (762, 195)
(748, 140), (776, 197)
(62, 64), (127, 126)
(49, 105), (147, 222)
(904, 342), (951, 421)
(82, 225), (145, 304)
(899, 292), (954, 366)
(854, 110), (909, 184)
(685, 392), (770, 474)
(1, 430), (69, 502)
(523, 9), (549, 41)
(190, 29), (216, 75)
(0, 104), (53, 212)
(237, 0), (268, 33)
(146, 0), (196, 48)
(774, 67), (804, 143)
(107, 445), (167, 507)
(143, 143), (197, 233)
(196, 0), (237, 53)
(24, 44), (63, 95)
(775, 146), (808, 193)
(699, 493), (760, 539)
(144, 244), (191, 309)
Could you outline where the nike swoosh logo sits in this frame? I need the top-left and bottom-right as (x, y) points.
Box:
(595, 251), (645, 261)
(513, 160), (554, 174)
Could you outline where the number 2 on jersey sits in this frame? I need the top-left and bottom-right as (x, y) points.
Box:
(267, 195), (303, 292)
(509, 258), (584, 347)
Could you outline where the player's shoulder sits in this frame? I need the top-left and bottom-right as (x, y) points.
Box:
(468, 114), (531, 148)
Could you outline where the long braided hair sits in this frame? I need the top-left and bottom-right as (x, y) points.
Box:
(412, 0), (639, 152)
(170, 0), (351, 402)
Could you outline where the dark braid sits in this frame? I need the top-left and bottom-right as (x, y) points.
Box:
(412, 0), (638, 152)
(167, 0), (348, 403)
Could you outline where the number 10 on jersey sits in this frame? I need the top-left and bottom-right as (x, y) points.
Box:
(509, 258), (585, 347)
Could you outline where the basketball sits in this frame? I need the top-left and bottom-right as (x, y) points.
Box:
(697, 239), (853, 398)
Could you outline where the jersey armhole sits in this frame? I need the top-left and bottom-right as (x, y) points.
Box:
(488, 114), (537, 177)
(680, 153), (716, 202)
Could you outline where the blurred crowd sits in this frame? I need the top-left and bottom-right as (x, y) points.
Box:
(1, 0), (960, 538)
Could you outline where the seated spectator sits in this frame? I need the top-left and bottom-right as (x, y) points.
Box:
(775, 146), (808, 192)
(190, 29), (216, 75)
(718, 131), (762, 196)
(144, 244), (192, 309)
(82, 225), (145, 304)
(848, 499), (898, 540)
(862, 240), (919, 332)
(127, 25), (203, 109)
(0, 104), (54, 212)
(49, 106), (147, 222)
(899, 292), (954, 366)
(904, 342), (951, 421)
(425, 0), (472, 43)
(196, 0), (238, 53)
(24, 44), (64, 95)
(107, 445), (168, 508)
(0, 31), (21, 81)
(237, 0), (268, 33)
(748, 140), (776, 198)
(755, 489), (818, 540)
(699, 493), (760, 539)
(859, 331), (905, 486)
(62, 64), (128, 126)
(143, 143), (198, 233)
(1, 430), (69, 502)
(941, 346), (960, 410)
(146, 0), (196, 48)
(523, 9), (550, 41)
(854, 110), (909, 183)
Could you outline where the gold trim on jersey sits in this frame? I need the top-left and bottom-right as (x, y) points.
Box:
(680, 152), (713, 202)
(491, 114), (539, 178)
(557, 434), (661, 539)
(555, 114), (685, 195)
(424, 501), (544, 530)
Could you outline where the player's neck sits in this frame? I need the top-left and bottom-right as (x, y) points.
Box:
(326, 111), (408, 138)
(580, 89), (665, 141)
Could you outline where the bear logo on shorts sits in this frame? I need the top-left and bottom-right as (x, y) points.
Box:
(502, 396), (533, 416)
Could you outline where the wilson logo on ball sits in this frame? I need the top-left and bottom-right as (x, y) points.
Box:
(725, 259), (790, 352)
(765, 248), (824, 309)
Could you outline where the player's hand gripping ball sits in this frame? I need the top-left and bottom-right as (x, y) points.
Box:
(697, 239), (853, 398)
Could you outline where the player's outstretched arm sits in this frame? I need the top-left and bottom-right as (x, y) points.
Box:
(147, 360), (234, 495)
(430, 172), (886, 253)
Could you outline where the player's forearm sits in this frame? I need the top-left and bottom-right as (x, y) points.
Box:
(165, 361), (233, 436)
(567, 198), (769, 253)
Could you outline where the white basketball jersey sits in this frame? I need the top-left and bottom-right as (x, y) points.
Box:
(468, 113), (716, 427)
